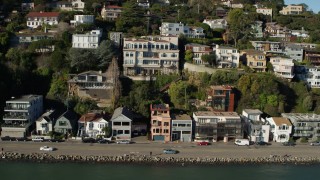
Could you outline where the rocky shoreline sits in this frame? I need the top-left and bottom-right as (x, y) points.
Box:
(1, 152), (320, 165)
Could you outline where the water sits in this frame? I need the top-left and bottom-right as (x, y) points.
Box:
(0, 161), (318, 180)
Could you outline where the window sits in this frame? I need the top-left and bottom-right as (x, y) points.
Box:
(122, 122), (130, 126)
(117, 130), (123, 134)
(41, 123), (47, 128)
(178, 124), (186, 127)
(164, 122), (169, 126)
(125, 130), (130, 134)
(59, 121), (67, 126)
(182, 131), (191, 134)
(164, 129), (169, 133)
(172, 123), (177, 127)
(113, 122), (121, 126)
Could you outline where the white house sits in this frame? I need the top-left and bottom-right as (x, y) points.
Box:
(270, 57), (295, 80)
(291, 27), (309, 38)
(215, 45), (240, 68)
(185, 43), (213, 65)
(242, 109), (270, 143)
(2, 95), (43, 138)
(203, 19), (228, 29)
(72, 0), (85, 12)
(72, 29), (102, 49)
(36, 110), (56, 135)
(26, 12), (60, 29)
(266, 117), (292, 142)
(159, 22), (205, 38)
(256, 8), (273, 16)
(70, 15), (94, 26)
(78, 112), (109, 138)
(111, 107), (133, 140)
(279, 5), (304, 15)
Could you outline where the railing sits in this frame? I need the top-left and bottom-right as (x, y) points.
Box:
(3, 114), (28, 120)
(4, 106), (28, 110)
(1, 123), (28, 128)
(294, 126), (313, 130)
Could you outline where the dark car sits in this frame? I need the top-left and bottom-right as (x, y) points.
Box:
(49, 139), (64, 143)
(140, 129), (147, 136)
(97, 139), (110, 144)
(16, 137), (29, 142)
(282, 141), (296, 146)
(256, 141), (271, 146)
(82, 138), (96, 143)
(1, 136), (13, 141)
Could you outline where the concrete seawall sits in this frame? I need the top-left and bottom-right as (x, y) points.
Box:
(1, 152), (320, 165)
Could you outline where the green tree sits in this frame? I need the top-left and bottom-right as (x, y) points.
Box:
(115, 1), (145, 32)
(47, 71), (69, 101)
(74, 99), (98, 115)
(67, 48), (96, 72)
(303, 95), (313, 111)
(168, 81), (189, 109)
(185, 50), (193, 63)
(201, 54), (216, 67)
(94, 40), (118, 68)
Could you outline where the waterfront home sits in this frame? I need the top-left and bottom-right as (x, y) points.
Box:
(171, 114), (193, 142)
(72, 29), (102, 49)
(193, 111), (242, 142)
(70, 15), (94, 26)
(266, 117), (292, 142)
(206, 85), (235, 112)
(78, 111), (109, 138)
(150, 104), (171, 141)
(215, 45), (240, 68)
(242, 109), (270, 142)
(269, 57), (294, 81)
(122, 35), (179, 77)
(281, 113), (320, 140)
(67, 70), (114, 107)
(2, 95), (43, 138)
(279, 4), (304, 15)
(241, 49), (267, 72)
(185, 43), (213, 65)
(36, 110), (62, 135)
(54, 110), (79, 135)
(101, 5), (122, 21)
(110, 107), (134, 140)
(295, 65), (320, 88)
(26, 12), (60, 29)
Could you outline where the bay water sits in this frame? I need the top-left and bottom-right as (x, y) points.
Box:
(0, 161), (318, 180)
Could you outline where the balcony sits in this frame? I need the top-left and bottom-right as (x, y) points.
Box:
(293, 133), (311, 137)
(294, 126), (313, 130)
(4, 106), (29, 111)
(1, 123), (28, 128)
(3, 114), (28, 120)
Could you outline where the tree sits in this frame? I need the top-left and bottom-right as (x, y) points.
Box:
(303, 95), (313, 111)
(115, 1), (145, 32)
(201, 54), (216, 67)
(47, 71), (69, 101)
(74, 99), (98, 115)
(67, 48), (96, 72)
(185, 50), (193, 63)
(95, 40), (118, 69)
(168, 81), (189, 109)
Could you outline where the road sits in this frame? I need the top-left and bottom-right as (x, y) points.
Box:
(1, 139), (320, 158)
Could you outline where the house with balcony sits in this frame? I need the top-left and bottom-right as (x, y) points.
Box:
(123, 35), (179, 76)
(251, 41), (283, 54)
(55, 1), (73, 11)
(193, 111), (242, 142)
(72, 0), (85, 12)
(68, 70), (114, 107)
(266, 117), (292, 142)
(21, 0), (34, 11)
(256, 8), (272, 16)
(284, 43), (304, 62)
(70, 15), (94, 26)
(281, 113), (320, 140)
(26, 12), (60, 29)
(53, 110), (79, 135)
(241, 49), (267, 72)
(295, 65), (320, 88)
(215, 45), (240, 68)
(101, 5), (122, 21)
(77, 111), (109, 138)
(270, 57), (294, 80)
(110, 107), (134, 140)
(203, 18), (228, 30)
(150, 104), (171, 141)
(265, 22), (291, 41)
(206, 85), (235, 112)
(36, 110), (62, 135)
(159, 22), (205, 38)
(13, 30), (55, 49)
(279, 4), (304, 15)
(171, 114), (193, 142)
(72, 29), (102, 49)
(304, 49), (320, 66)
(2, 95), (43, 138)
(185, 43), (213, 65)
(242, 109), (270, 143)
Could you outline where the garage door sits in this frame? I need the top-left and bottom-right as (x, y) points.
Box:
(153, 135), (165, 141)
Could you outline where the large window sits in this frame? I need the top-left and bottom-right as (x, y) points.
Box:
(122, 122), (130, 126)
(59, 121), (67, 126)
(113, 122), (121, 126)
(125, 130), (130, 134)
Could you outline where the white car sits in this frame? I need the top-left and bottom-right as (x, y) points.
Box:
(40, 146), (54, 151)
(116, 140), (131, 144)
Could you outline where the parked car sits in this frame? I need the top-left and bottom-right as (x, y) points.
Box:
(97, 139), (110, 144)
(282, 142), (296, 146)
(49, 139), (64, 143)
(132, 130), (139, 136)
(310, 141), (320, 146)
(82, 138), (96, 143)
(32, 137), (44, 142)
(140, 129), (147, 136)
(197, 141), (209, 146)
(1, 136), (13, 141)
(255, 141), (271, 146)
(163, 149), (179, 154)
(40, 146), (55, 151)
(235, 139), (250, 146)
(116, 140), (132, 144)
(16, 137), (29, 142)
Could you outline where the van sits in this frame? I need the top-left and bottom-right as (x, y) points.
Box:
(235, 139), (249, 146)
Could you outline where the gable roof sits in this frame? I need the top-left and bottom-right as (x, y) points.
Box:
(79, 112), (107, 123)
(272, 117), (292, 126)
(57, 110), (79, 121)
(111, 107), (133, 121)
(36, 110), (62, 122)
(27, 12), (60, 17)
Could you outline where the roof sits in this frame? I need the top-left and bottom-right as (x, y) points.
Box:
(151, 104), (169, 110)
(209, 85), (233, 90)
(7, 95), (42, 102)
(36, 110), (61, 122)
(243, 109), (263, 115)
(111, 107), (133, 121)
(78, 112), (106, 123)
(172, 114), (192, 121)
(185, 43), (210, 47)
(242, 49), (265, 55)
(272, 117), (292, 126)
(27, 12), (60, 17)
(194, 111), (239, 117)
(106, 5), (122, 9)
(58, 110), (79, 121)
